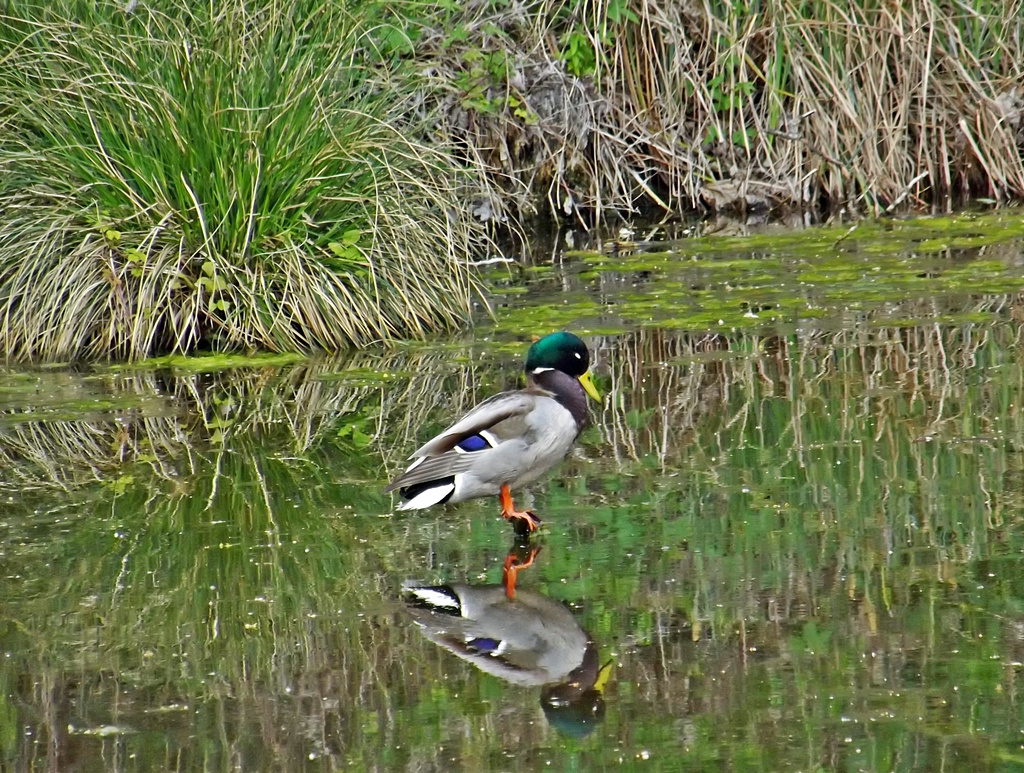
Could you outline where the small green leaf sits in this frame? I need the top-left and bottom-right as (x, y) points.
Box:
(328, 242), (362, 261)
(607, 0), (638, 25)
(625, 408), (654, 429)
(198, 274), (229, 292)
(351, 427), (372, 448)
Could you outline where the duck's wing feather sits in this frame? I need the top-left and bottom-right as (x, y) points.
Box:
(385, 453), (479, 491)
(383, 391), (539, 494)
(409, 390), (537, 458)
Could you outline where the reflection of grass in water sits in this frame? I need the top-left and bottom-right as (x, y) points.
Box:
(0, 347), (515, 694)
(0, 349), (500, 764)
(0, 349), (491, 492)
(4, 316), (1024, 767)
(1, 453), (420, 766)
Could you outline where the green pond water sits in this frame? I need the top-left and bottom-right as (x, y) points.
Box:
(6, 212), (1024, 771)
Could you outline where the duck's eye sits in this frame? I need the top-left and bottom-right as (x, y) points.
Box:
(574, 352), (582, 359)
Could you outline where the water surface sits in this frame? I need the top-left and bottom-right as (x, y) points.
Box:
(4, 213), (1024, 771)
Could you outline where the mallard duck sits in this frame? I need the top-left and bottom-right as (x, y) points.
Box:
(384, 331), (601, 531)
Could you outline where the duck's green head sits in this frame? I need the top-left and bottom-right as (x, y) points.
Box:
(526, 332), (601, 403)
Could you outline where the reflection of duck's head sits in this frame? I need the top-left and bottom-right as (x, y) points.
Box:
(541, 643), (612, 738)
(403, 581), (610, 735)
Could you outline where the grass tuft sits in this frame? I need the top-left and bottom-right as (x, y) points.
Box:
(0, 1), (486, 361)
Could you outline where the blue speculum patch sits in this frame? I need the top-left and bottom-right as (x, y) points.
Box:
(457, 434), (489, 452)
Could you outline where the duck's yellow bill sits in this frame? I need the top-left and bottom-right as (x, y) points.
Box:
(578, 370), (601, 403)
(594, 660), (614, 693)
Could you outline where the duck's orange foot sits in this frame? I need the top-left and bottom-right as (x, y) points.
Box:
(503, 544), (541, 599)
(510, 510), (541, 537)
(499, 484), (541, 536)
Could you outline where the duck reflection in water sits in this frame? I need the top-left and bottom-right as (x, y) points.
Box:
(403, 542), (612, 738)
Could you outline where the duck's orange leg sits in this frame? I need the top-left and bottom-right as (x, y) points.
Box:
(499, 484), (541, 533)
(502, 544), (540, 599)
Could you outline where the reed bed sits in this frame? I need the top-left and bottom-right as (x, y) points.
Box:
(2, 0), (1020, 360)
(422, 0), (1024, 220)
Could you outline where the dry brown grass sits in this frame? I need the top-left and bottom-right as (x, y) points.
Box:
(424, 0), (1024, 221)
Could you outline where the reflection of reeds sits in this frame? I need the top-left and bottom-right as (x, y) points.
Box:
(588, 308), (1024, 646)
(6, 309), (1024, 768)
(598, 295), (1024, 469)
(0, 349), (492, 494)
(596, 330), (727, 469)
